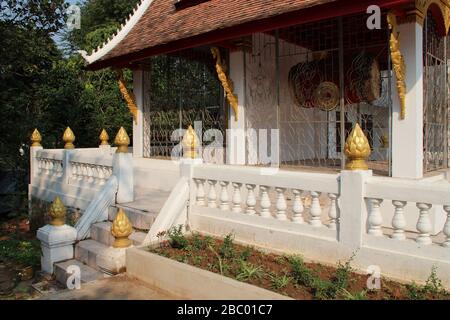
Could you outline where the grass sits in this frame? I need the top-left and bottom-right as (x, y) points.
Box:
(406, 266), (448, 300)
(236, 261), (264, 282)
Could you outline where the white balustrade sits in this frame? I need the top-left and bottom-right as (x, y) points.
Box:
(219, 181), (230, 211)
(416, 203), (432, 245)
(195, 179), (206, 206)
(367, 198), (383, 236)
(443, 205), (450, 248)
(275, 188), (287, 221)
(292, 189), (304, 224)
(391, 200), (407, 240)
(37, 157), (63, 178)
(309, 191), (323, 227)
(245, 184), (257, 216)
(328, 193), (338, 230)
(259, 186), (272, 218)
(232, 183), (242, 213)
(207, 180), (218, 208)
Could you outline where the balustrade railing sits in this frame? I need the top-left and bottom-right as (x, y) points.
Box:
(365, 177), (450, 247)
(192, 165), (340, 230)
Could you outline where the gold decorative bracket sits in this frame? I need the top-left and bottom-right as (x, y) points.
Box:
(387, 12), (407, 120)
(211, 47), (239, 121)
(116, 70), (138, 124)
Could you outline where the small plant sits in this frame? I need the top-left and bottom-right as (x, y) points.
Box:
(191, 232), (205, 250)
(236, 261), (264, 282)
(407, 266), (448, 299)
(192, 255), (203, 266)
(208, 245), (224, 275)
(341, 289), (367, 300)
(269, 273), (292, 290)
(156, 230), (167, 249)
(239, 246), (253, 261)
(219, 233), (235, 259)
(167, 225), (188, 249)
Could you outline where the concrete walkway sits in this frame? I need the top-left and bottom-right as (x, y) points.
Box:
(39, 275), (180, 300)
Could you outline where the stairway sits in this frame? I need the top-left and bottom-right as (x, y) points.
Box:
(54, 187), (171, 285)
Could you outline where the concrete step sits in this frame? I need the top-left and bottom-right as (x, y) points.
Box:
(90, 221), (146, 247)
(54, 259), (106, 286)
(108, 188), (171, 230)
(75, 240), (109, 270)
(108, 206), (157, 231)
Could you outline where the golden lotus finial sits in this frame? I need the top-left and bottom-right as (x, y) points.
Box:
(99, 129), (109, 146)
(181, 125), (200, 159)
(63, 127), (76, 149)
(344, 123), (371, 170)
(31, 129), (42, 147)
(111, 208), (133, 248)
(114, 127), (130, 153)
(49, 197), (66, 226)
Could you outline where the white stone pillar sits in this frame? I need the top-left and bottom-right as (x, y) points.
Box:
(391, 22), (423, 179)
(339, 170), (373, 250)
(227, 51), (246, 165)
(113, 152), (134, 203)
(132, 69), (144, 158)
(30, 145), (43, 186)
(62, 150), (75, 185)
(37, 224), (77, 274)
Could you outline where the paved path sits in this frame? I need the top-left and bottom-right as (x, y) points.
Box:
(39, 275), (180, 300)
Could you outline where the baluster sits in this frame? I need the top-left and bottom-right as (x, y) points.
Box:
(245, 184), (257, 216)
(368, 198), (383, 236)
(49, 160), (55, 176)
(443, 205), (450, 248)
(259, 186), (272, 218)
(275, 188), (287, 220)
(391, 200), (407, 240)
(416, 203), (432, 245)
(37, 159), (43, 174)
(292, 189), (304, 224)
(77, 164), (84, 181)
(207, 180), (217, 208)
(194, 179), (206, 206)
(44, 159), (50, 175)
(82, 164), (89, 182)
(232, 183), (242, 214)
(97, 166), (105, 185)
(58, 161), (63, 177)
(309, 191), (323, 227)
(219, 181), (230, 211)
(328, 193), (339, 230)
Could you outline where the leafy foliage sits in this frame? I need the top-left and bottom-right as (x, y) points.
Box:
(0, 238), (41, 267)
(167, 225), (188, 249)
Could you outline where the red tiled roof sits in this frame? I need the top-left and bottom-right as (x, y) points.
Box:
(88, 0), (336, 68)
(87, 0), (412, 69)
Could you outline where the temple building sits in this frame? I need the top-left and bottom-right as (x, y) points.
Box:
(30, 0), (450, 291)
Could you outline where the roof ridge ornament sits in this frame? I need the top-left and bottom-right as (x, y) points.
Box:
(79, 0), (154, 65)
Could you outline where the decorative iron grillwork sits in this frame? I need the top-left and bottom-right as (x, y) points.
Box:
(423, 11), (448, 172)
(144, 48), (226, 159)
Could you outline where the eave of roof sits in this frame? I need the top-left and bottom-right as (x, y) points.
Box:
(83, 0), (413, 71)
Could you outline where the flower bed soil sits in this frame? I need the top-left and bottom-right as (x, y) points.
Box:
(148, 232), (449, 300)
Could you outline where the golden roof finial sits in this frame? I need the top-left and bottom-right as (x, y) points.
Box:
(99, 129), (110, 146)
(181, 125), (200, 159)
(344, 123), (371, 170)
(63, 127), (76, 149)
(49, 197), (66, 226)
(114, 127), (130, 153)
(31, 129), (42, 147)
(111, 208), (133, 248)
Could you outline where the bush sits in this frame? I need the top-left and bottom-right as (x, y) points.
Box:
(167, 225), (188, 249)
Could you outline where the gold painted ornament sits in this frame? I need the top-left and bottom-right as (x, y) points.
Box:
(344, 123), (371, 170)
(49, 197), (67, 226)
(114, 127), (130, 153)
(30, 129), (42, 147)
(211, 47), (239, 121)
(182, 125), (200, 159)
(99, 129), (109, 146)
(111, 208), (133, 248)
(63, 127), (76, 149)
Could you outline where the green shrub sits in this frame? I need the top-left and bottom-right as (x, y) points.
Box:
(167, 225), (188, 249)
(0, 238), (41, 267)
(219, 233), (235, 259)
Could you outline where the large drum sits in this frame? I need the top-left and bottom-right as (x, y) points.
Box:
(288, 52), (381, 110)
